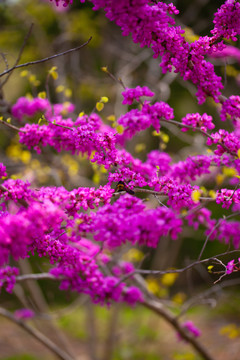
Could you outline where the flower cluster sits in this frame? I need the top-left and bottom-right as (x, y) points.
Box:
(122, 86), (154, 105)
(226, 258), (240, 274)
(92, 194), (183, 248)
(169, 155), (212, 182)
(0, 179), (33, 205)
(217, 219), (240, 249)
(18, 115), (119, 168)
(0, 266), (19, 293)
(216, 188), (240, 209)
(12, 97), (50, 121)
(220, 95), (240, 123)
(181, 113), (215, 132)
(150, 176), (200, 210)
(211, 0), (240, 41)
(182, 321), (201, 338)
(0, 163), (7, 179)
(206, 129), (240, 156)
(0, 201), (65, 265)
(117, 101), (174, 141)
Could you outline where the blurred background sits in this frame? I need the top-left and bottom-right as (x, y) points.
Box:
(0, 0), (240, 359)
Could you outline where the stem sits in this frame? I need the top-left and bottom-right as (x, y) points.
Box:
(0, 118), (25, 133)
(0, 23), (34, 88)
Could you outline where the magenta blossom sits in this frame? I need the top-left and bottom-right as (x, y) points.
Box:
(14, 309), (35, 319)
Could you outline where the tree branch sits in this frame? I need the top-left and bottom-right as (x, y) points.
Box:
(0, 23), (34, 88)
(0, 37), (92, 78)
(0, 307), (74, 360)
(141, 296), (216, 360)
(0, 118), (25, 132)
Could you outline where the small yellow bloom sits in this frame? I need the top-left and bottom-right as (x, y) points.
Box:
(101, 66), (108, 72)
(191, 190), (201, 203)
(96, 102), (104, 111)
(207, 265), (214, 273)
(56, 85), (65, 93)
(20, 70), (29, 77)
(38, 91), (47, 99)
(161, 273), (178, 287)
(100, 96), (109, 103)
(49, 66), (58, 80)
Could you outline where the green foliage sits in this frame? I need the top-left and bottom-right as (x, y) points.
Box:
(1, 355), (39, 360)
(113, 347), (163, 360)
(57, 307), (88, 339)
(173, 352), (199, 360)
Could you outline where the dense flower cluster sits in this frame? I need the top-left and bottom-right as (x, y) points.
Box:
(215, 188), (240, 209)
(220, 95), (240, 122)
(206, 129), (240, 156)
(211, 0), (240, 41)
(150, 176), (200, 210)
(0, 163), (7, 179)
(121, 86), (154, 105)
(0, 266), (19, 293)
(17, 110), (120, 168)
(181, 113), (215, 132)
(117, 101), (174, 141)
(92, 194), (183, 248)
(0, 201), (65, 265)
(169, 155), (212, 182)
(0, 179), (33, 205)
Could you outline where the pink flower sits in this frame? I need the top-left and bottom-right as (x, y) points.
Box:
(14, 309), (35, 319)
(226, 260), (235, 274)
(122, 86), (154, 105)
(178, 321), (201, 341)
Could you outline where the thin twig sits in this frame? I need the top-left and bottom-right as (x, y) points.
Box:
(0, 23), (34, 88)
(0, 307), (74, 360)
(198, 212), (240, 261)
(16, 273), (59, 282)
(161, 118), (236, 156)
(177, 277), (240, 319)
(0, 118), (25, 132)
(109, 250), (240, 289)
(0, 37), (92, 78)
(0, 52), (9, 71)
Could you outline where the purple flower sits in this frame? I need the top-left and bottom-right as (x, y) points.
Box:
(15, 308), (35, 319)
(122, 86), (154, 105)
(183, 321), (201, 337)
(220, 96), (240, 123)
(226, 260), (235, 274)
(211, 0), (240, 41)
(181, 113), (215, 132)
(123, 286), (143, 305)
(0, 266), (19, 293)
(0, 163), (7, 179)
